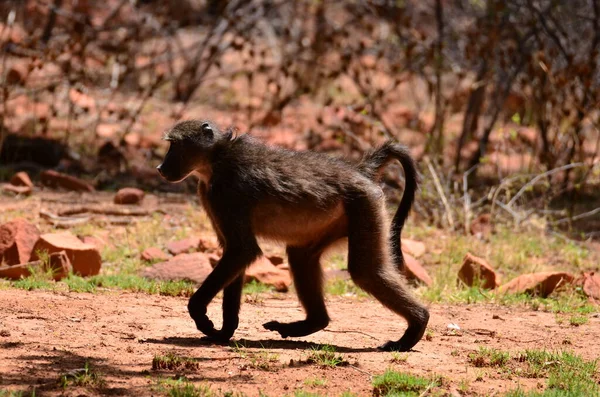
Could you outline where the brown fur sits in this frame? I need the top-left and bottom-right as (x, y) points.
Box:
(157, 119), (429, 351)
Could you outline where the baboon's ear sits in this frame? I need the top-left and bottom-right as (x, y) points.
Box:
(201, 122), (214, 139)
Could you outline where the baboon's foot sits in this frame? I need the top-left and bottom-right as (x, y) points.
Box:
(378, 320), (428, 352)
(199, 329), (234, 344)
(190, 312), (219, 338)
(263, 318), (329, 338)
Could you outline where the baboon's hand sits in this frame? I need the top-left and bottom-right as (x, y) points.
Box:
(262, 321), (290, 338)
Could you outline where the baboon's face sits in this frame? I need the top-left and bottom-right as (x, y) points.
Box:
(157, 121), (216, 183)
(156, 142), (198, 182)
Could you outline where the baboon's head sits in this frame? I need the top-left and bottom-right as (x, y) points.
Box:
(157, 120), (220, 182)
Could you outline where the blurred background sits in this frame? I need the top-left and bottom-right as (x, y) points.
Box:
(0, 0), (598, 237)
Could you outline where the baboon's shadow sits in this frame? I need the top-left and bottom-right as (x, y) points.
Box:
(141, 336), (381, 353)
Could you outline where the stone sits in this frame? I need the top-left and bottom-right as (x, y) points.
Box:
(40, 170), (95, 192)
(403, 253), (432, 286)
(245, 256), (292, 292)
(499, 272), (574, 298)
(458, 253), (499, 289)
(124, 132), (140, 146)
(206, 253), (220, 268)
(167, 237), (200, 255)
(69, 88), (96, 112)
(141, 253), (213, 285)
(470, 214), (493, 239)
(5, 62), (29, 85)
(32, 232), (102, 276)
(0, 219), (40, 266)
(2, 184), (32, 196)
(10, 171), (34, 188)
(580, 272), (600, 301)
(401, 239), (426, 258)
(114, 187), (145, 205)
(78, 232), (112, 251)
(0, 251), (71, 281)
(96, 123), (120, 139)
(197, 236), (221, 253)
(141, 247), (169, 262)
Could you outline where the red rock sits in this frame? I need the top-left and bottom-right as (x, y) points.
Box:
(40, 170), (95, 192)
(401, 239), (426, 258)
(581, 272), (600, 301)
(124, 132), (141, 146)
(114, 187), (145, 205)
(458, 253), (499, 289)
(245, 256), (292, 292)
(0, 262), (29, 279)
(78, 232), (112, 251)
(10, 171), (33, 188)
(197, 236), (221, 253)
(2, 184), (32, 196)
(207, 253), (220, 268)
(32, 232), (101, 276)
(0, 251), (71, 281)
(96, 123), (120, 138)
(69, 88), (96, 112)
(141, 253), (213, 284)
(470, 214), (493, 239)
(403, 253), (432, 286)
(167, 237), (200, 255)
(5, 62), (29, 85)
(0, 219), (40, 266)
(499, 272), (574, 297)
(141, 247), (169, 262)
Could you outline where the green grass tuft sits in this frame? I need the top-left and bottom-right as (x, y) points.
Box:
(372, 370), (440, 396)
(306, 345), (348, 368)
(468, 347), (511, 368)
(152, 353), (200, 371)
(58, 362), (104, 389)
(155, 377), (213, 397)
(509, 350), (599, 396)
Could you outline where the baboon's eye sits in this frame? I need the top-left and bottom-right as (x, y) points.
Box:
(201, 123), (212, 133)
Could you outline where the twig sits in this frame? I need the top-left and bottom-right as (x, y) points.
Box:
(418, 381), (435, 397)
(425, 156), (455, 229)
(324, 329), (379, 340)
(462, 164), (478, 234)
(507, 162), (584, 208)
(552, 207), (600, 225)
(348, 364), (372, 378)
(493, 200), (522, 224)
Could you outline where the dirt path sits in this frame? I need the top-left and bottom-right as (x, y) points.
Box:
(0, 290), (598, 396)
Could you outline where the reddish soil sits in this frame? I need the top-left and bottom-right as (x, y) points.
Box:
(1, 290), (598, 396)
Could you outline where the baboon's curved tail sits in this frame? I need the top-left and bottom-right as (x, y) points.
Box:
(359, 141), (419, 272)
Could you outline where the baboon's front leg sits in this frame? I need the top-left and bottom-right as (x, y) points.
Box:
(213, 273), (245, 341)
(188, 249), (259, 338)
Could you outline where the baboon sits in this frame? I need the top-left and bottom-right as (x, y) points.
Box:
(157, 120), (429, 351)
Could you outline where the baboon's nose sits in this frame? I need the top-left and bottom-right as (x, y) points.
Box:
(156, 164), (164, 175)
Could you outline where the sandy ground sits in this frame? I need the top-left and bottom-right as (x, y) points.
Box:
(1, 289), (599, 396)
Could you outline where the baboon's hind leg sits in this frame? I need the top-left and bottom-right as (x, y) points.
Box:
(345, 192), (429, 351)
(263, 246), (329, 338)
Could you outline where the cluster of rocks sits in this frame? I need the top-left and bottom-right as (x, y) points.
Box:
(140, 237), (292, 292)
(458, 252), (600, 301)
(2, 170), (146, 206)
(0, 219), (102, 280)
